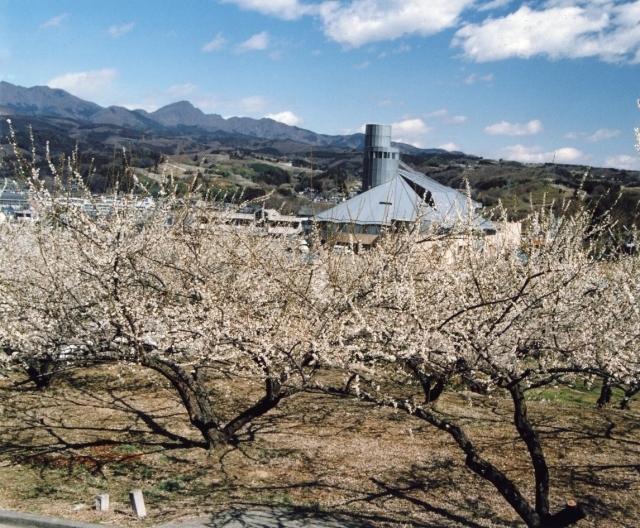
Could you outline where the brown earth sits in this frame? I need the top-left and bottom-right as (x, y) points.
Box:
(0, 365), (638, 528)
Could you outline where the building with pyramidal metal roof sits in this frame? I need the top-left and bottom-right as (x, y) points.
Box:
(315, 124), (493, 246)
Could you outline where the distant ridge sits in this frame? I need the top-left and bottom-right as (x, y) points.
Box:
(0, 81), (454, 155)
(0, 81), (103, 120)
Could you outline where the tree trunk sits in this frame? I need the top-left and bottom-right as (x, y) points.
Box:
(404, 358), (445, 403)
(357, 391), (587, 528)
(25, 358), (57, 390)
(508, 383), (550, 518)
(620, 385), (639, 410)
(223, 377), (290, 437)
(597, 378), (612, 408)
(141, 357), (298, 449)
(140, 355), (227, 449)
(411, 406), (543, 527)
(544, 501), (588, 527)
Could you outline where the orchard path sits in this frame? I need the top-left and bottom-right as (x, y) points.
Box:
(156, 507), (374, 528)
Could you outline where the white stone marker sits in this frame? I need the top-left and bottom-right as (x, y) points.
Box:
(95, 494), (109, 511)
(129, 489), (147, 517)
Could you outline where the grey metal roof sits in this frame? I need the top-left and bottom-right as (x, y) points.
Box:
(0, 191), (28, 202)
(315, 163), (493, 231)
(315, 175), (421, 226)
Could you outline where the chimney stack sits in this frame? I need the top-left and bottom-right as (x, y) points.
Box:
(362, 124), (400, 190)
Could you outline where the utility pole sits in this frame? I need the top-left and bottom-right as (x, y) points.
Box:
(309, 146), (314, 214)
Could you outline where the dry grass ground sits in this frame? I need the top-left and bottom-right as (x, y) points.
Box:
(0, 366), (638, 528)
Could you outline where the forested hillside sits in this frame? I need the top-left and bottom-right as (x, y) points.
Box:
(2, 114), (639, 225)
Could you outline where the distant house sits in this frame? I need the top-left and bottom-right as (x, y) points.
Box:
(0, 189), (29, 212)
(14, 208), (37, 222)
(0, 187), (35, 221)
(258, 209), (307, 237)
(210, 210), (256, 227)
(265, 212), (306, 237)
(210, 206), (309, 237)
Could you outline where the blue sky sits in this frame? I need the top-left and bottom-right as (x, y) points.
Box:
(1, 0), (639, 168)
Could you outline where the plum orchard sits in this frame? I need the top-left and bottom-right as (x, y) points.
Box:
(1, 123), (639, 528)
(0, 199), (349, 447)
(326, 204), (640, 527)
(0, 125), (346, 449)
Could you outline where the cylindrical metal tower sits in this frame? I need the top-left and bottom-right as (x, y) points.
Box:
(362, 124), (400, 190)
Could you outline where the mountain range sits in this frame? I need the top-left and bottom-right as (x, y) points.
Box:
(0, 81), (449, 155)
(2, 82), (639, 227)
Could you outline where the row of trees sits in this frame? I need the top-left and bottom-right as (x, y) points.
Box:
(1, 118), (639, 527)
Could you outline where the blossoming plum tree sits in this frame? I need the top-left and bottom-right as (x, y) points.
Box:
(0, 124), (344, 449)
(327, 203), (639, 528)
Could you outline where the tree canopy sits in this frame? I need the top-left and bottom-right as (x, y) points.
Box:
(1, 119), (640, 527)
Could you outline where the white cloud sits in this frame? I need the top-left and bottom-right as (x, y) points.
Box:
(499, 144), (584, 164)
(485, 119), (543, 136)
(223, 0), (312, 20)
(318, 0), (475, 47)
(353, 61), (370, 69)
(47, 68), (118, 100)
(40, 14), (66, 29)
(390, 118), (433, 147)
(423, 109), (467, 125)
(203, 33), (227, 52)
(340, 124), (367, 135)
(477, 0), (511, 11)
(453, 2), (640, 63)
(265, 111), (304, 126)
(439, 142), (460, 151)
(604, 154), (640, 170)
(240, 95), (267, 113)
(425, 109), (448, 118)
(552, 148), (585, 164)
(586, 128), (622, 142)
(107, 23), (134, 38)
(237, 31), (270, 52)
(217, 0), (640, 61)
(166, 84), (198, 99)
(444, 115), (468, 124)
(378, 44), (411, 59)
(464, 73), (493, 84)
(564, 129), (622, 142)
(394, 44), (411, 53)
